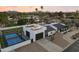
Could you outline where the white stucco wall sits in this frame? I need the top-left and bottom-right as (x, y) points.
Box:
(48, 31), (56, 36)
(23, 25), (46, 42)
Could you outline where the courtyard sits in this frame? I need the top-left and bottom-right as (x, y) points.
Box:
(15, 42), (48, 52)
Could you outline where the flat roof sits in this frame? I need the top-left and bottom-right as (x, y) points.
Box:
(53, 23), (66, 30)
(45, 26), (55, 32)
(26, 24), (44, 31)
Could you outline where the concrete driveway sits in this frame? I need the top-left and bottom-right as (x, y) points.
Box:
(36, 39), (63, 52)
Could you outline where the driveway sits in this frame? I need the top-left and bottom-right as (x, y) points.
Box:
(52, 32), (69, 48)
(36, 39), (63, 52)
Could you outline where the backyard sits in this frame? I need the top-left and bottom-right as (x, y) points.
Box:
(0, 27), (26, 49)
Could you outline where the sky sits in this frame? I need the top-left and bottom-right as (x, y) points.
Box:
(0, 6), (79, 12)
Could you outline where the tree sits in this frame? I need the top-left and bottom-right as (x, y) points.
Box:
(0, 12), (8, 27)
(35, 8), (38, 12)
(74, 10), (79, 19)
(40, 6), (43, 11)
(17, 19), (27, 25)
(58, 11), (64, 19)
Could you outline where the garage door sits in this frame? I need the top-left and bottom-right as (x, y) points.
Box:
(36, 33), (43, 40)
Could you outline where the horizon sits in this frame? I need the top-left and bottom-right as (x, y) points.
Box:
(0, 6), (79, 12)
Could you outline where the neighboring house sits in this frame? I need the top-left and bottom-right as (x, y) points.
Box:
(8, 15), (19, 24)
(51, 19), (61, 23)
(51, 23), (68, 33)
(67, 15), (75, 19)
(45, 25), (57, 37)
(26, 15), (40, 22)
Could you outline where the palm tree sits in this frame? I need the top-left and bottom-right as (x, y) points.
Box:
(75, 10), (79, 19)
(40, 6), (43, 11)
(35, 8), (38, 12)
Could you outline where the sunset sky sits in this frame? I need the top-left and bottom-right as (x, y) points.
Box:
(0, 6), (79, 12)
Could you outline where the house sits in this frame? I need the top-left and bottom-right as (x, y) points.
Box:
(44, 25), (57, 37)
(26, 15), (40, 22)
(0, 23), (67, 52)
(23, 24), (46, 42)
(0, 24), (47, 52)
(8, 15), (19, 24)
(51, 23), (68, 33)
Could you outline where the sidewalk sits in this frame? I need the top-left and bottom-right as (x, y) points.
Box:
(63, 30), (79, 44)
(62, 29), (79, 51)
